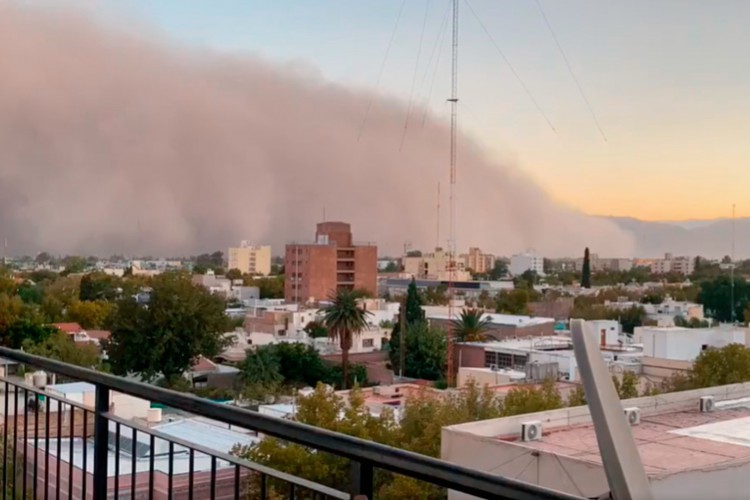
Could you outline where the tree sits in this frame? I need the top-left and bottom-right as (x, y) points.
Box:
(4, 321), (57, 349)
(105, 271), (230, 382)
(494, 288), (539, 315)
(321, 290), (371, 389)
(35, 252), (53, 265)
(698, 276), (750, 323)
(79, 272), (121, 301)
(271, 343), (332, 387)
(689, 343), (750, 388)
(65, 300), (112, 329)
(239, 346), (283, 401)
(382, 261), (400, 273)
(501, 378), (564, 416)
(450, 308), (491, 342)
(225, 268), (243, 281)
(395, 321), (447, 381)
(244, 276), (285, 299)
(24, 330), (100, 368)
(581, 247), (592, 289)
(514, 270), (538, 289)
(488, 259), (508, 281)
(567, 385), (587, 407)
(612, 371), (639, 399)
(423, 284), (448, 305)
(303, 320), (328, 338)
(389, 278), (425, 374)
(640, 292), (664, 305)
(60, 256), (87, 275)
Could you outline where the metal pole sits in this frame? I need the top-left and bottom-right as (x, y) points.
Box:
(93, 384), (111, 500)
(399, 296), (406, 379)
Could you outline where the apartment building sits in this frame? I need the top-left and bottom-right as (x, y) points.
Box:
(284, 222), (377, 304)
(227, 242), (271, 276)
(402, 248), (470, 281)
(649, 253), (695, 276)
(461, 247), (495, 274)
(573, 253), (633, 272)
(509, 252), (544, 276)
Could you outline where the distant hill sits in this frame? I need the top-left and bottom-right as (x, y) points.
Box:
(604, 217), (749, 259)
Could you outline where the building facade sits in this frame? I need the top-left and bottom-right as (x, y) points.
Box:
(509, 252), (544, 277)
(227, 242), (271, 276)
(402, 248), (470, 281)
(284, 222), (377, 304)
(649, 253), (695, 276)
(462, 247), (495, 274)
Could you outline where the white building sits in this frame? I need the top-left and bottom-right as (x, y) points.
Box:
(509, 252), (544, 277)
(442, 382), (750, 500)
(227, 242), (272, 276)
(606, 297), (704, 327)
(650, 253), (695, 276)
(402, 248), (471, 281)
(634, 325), (748, 361)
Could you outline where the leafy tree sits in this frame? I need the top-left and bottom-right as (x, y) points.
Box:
(488, 259), (508, 281)
(35, 252), (54, 265)
(494, 288), (539, 315)
(303, 320), (328, 338)
(244, 276), (285, 299)
(382, 261), (400, 273)
(105, 271), (230, 382)
(396, 321), (447, 380)
(24, 330), (100, 368)
(60, 256), (87, 275)
(581, 247), (592, 289)
(450, 308), (491, 342)
(271, 343), (332, 388)
(640, 292), (664, 305)
(689, 343), (750, 388)
(65, 300), (113, 329)
(321, 290), (371, 389)
(514, 270), (538, 289)
(612, 371), (639, 399)
(16, 282), (44, 305)
(239, 346), (283, 401)
(389, 278), (425, 374)
(674, 316), (710, 328)
(698, 276), (750, 323)
(567, 385), (587, 407)
(79, 272), (121, 301)
(502, 379), (563, 416)
(4, 321), (57, 349)
(225, 268), (243, 281)
(423, 284), (448, 305)
(571, 303), (646, 335)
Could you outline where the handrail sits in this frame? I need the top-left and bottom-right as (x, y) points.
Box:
(0, 347), (583, 500)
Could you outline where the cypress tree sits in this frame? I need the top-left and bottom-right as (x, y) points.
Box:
(581, 247), (592, 289)
(389, 278), (424, 374)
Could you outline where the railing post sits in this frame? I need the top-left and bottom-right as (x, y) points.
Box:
(349, 460), (373, 499)
(93, 384), (110, 500)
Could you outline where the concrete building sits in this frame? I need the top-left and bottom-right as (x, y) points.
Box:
(425, 309), (556, 342)
(607, 297), (704, 326)
(650, 253), (695, 276)
(461, 247), (495, 274)
(402, 248), (471, 281)
(285, 222), (377, 304)
(442, 382), (750, 500)
(227, 242), (271, 276)
(634, 325), (748, 361)
(574, 254), (634, 272)
(509, 252), (544, 277)
(380, 278), (513, 300)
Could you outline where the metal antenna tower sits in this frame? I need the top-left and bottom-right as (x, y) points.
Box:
(731, 203), (736, 324)
(446, 0), (459, 386)
(436, 182), (441, 250)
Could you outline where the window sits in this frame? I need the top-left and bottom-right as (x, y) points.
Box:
(363, 339), (374, 348)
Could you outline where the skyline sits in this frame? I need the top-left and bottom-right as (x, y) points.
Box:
(102, 0), (748, 221)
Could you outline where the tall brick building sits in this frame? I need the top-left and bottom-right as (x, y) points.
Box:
(285, 222), (377, 304)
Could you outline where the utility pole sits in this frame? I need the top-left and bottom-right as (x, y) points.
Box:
(731, 203), (736, 323)
(446, 0), (459, 387)
(399, 295), (406, 379)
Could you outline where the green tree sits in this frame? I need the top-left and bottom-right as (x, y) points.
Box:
(239, 346), (283, 402)
(612, 371), (639, 399)
(382, 261), (400, 273)
(244, 276), (285, 299)
(271, 343), (332, 387)
(398, 321), (447, 380)
(488, 259), (508, 281)
(79, 272), (121, 301)
(60, 255), (87, 275)
(698, 276), (750, 323)
(303, 320), (328, 338)
(502, 378), (564, 416)
(105, 271), (230, 382)
(689, 343), (750, 388)
(321, 290), (372, 389)
(494, 288), (539, 315)
(24, 330), (100, 368)
(450, 308), (491, 342)
(514, 270), (538, 289)
(225, 268), (243, 281)
(581, 247), (592, 289)
(567, 385), (587, 407)
(389, 278), (425, 374)
(423, 284), (448, 305)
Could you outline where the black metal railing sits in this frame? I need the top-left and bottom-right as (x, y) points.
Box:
(0, 347), (584, 499)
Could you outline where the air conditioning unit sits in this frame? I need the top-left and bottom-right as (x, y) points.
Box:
(521, 421), (543, 442)
(624, 407), (641, 426)
(700, 396), (715, 413)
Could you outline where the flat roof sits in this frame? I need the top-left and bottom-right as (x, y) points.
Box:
(462, 336), (572, 352)
(513, 406), (750, 476)
(428, 312), (554, 327)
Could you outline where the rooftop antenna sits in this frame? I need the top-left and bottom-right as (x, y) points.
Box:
(436, 182), (441, 250)
(731, 203), (736, 324)
(446, 0), (459, 387)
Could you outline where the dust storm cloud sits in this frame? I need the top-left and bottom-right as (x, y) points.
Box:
(0, 3), (634, 258)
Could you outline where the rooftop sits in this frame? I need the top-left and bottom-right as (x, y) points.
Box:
(426, 310), (555, 327)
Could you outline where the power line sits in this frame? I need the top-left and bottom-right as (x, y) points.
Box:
(357, 0), (408, 141)
(464, 0), (557, 134)
(400, 0), (432, 150)
(534, 0), (607, 141)
(421, 4), (452, 127)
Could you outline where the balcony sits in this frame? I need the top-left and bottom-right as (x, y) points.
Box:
(0, 347), (581, 499)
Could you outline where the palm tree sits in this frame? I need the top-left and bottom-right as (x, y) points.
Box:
(321, 290), (372, 389)
(450, 308), (492, 343)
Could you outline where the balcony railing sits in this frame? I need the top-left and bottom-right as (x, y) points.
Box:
(0, 347), (584, 500)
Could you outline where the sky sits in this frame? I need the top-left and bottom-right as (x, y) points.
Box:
(98, 0), (749, 221)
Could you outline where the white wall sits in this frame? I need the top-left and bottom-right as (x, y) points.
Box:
(509, 253), (544, 277)
(637, 327), (747, 361)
